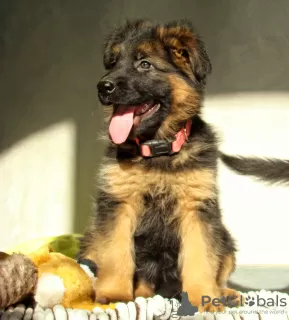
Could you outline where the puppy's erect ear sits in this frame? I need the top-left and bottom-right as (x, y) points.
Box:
(157, 20), (212, 82)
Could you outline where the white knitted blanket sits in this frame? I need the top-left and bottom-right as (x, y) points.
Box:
(1, 290), (289, 319)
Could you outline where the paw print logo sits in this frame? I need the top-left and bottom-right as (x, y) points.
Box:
(245, 296), (255, 307)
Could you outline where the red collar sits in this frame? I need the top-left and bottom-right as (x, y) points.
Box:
(135, 119), (192, 157)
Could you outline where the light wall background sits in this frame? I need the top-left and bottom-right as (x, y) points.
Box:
(1, 0), (289, 277)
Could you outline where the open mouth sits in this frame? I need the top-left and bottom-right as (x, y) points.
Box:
(109, 101), (160, 144)
(133, 102), (160, 126)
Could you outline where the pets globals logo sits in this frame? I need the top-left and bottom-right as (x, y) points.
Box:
(170, 292), (288, 318)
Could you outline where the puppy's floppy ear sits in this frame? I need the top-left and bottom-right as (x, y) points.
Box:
(157, 20), (212, 82)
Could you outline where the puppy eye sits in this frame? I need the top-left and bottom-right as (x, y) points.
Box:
(107, 61), (116, 69)
(104, 59), (117, 70)
(140, 61), (152, 69)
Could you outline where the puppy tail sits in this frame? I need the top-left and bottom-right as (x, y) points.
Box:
(220, 153), (289, 186)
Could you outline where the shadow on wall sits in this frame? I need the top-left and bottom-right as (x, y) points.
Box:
(0, 0), (289, 234)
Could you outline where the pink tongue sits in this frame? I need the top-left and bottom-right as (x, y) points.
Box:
(109, 105), (136, 144)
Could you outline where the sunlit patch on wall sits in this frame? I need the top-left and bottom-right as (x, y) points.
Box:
(0, 120), (76, 251)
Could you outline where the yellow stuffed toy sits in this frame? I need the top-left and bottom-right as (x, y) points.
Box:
(0, 244), (116, 311)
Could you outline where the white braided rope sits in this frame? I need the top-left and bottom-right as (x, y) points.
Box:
(1, 290), (289, 319)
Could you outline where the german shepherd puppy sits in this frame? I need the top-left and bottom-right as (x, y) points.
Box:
(79, 19), (240, 312)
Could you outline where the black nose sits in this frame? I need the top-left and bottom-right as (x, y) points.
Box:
(97, 80), (115, 96)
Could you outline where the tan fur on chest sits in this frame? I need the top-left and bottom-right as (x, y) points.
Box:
(99, 161), (216, 208)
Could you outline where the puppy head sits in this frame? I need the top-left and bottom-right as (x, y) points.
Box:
(97, 19), (211, 143)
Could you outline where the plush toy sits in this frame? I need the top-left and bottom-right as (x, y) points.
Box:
(0, 245), (116, 311)
(0, 251), (38, 308)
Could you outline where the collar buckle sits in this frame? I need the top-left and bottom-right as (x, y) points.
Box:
(135, 119), (192, 158)
(140, 139), (173, 157)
